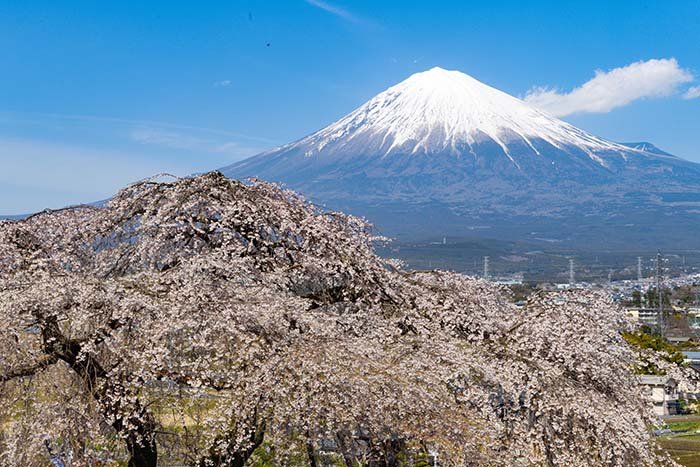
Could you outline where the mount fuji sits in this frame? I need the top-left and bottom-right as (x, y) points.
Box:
(223, 67), (700, 248)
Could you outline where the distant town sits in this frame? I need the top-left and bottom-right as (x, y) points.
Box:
(487, 249), (700, 461)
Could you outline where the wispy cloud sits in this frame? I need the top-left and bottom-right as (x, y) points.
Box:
(0, 112), (276, 213)
(0, 110), (277, 143)
(214, 80), (232, 87)
(0, 110), (275, 160)
(130, 128), (210, 151)
(129, 127), (264, 158)
(524, 58), (694, 117)
(683, 86), (700, 100)
(304, 0), (363, 23)
(0, 137), (174, 213)
(214, 141), (267, 156)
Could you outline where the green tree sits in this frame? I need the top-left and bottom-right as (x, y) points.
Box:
(645, 288), (657, 308)
(622, 327), (686, 375)
(631, 290), (642, 307)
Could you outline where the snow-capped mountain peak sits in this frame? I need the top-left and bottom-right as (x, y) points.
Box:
(223, 66), (698, 200)
(282, 66), (625, 167)
(222, 66), (700, 250)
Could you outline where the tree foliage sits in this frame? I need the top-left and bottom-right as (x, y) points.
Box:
(623, 327), (686, 375)
(0, 172), (690, 466)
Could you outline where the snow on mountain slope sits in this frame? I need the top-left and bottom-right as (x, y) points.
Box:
(222, 67), (700, 216)
(620, 142), (677, 158)
(293, 67), (624, 163)
(226, 67), (692, 178)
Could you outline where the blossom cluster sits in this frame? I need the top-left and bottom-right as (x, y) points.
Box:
(0, 172), (683, 466)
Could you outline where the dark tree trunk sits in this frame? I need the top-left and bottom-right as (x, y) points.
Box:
(335, 430), (356, 467)
(379, 437), (406, 467)
(40, 315), (159, 467)
(124, 408), (159, 467)
(198, 420), (266, 467)
(306, 441), (318, 467)
(127, 436), (158, 467)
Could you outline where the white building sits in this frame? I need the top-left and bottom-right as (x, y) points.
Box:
(639, 375), (679, 416)
(626, 307), (660, 327)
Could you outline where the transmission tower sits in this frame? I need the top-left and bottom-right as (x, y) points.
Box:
(568, 258), (575, 286)
(483, 256), (490, 280)
(637, 256), (643, 282)
(655, 250), (664, 335)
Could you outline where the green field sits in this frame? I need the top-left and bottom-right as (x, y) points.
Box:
(658, 416), (700, 466)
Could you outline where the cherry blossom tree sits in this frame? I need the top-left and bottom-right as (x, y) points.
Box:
(0, 172), (688, 466)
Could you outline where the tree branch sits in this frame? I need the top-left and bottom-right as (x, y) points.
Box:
(0, 354), (58, 383)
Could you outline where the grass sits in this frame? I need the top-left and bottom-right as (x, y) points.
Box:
(658, 437), (700, 467)
(657, 417), (700, 466)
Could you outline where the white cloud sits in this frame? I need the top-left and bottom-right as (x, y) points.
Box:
(304, 0), (361, 23)
(214, 80), (232, 87)
(683, 86), (700, 100)
(524, 58), (694, 117)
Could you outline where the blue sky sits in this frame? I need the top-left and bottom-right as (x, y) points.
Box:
(1, 0), (699, 213)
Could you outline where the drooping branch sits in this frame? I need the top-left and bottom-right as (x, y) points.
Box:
(0, 354), (58, 383)
(198, 419), (266, 467)
(0, 172), (689, 466)
(35, 314), (158, 466)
